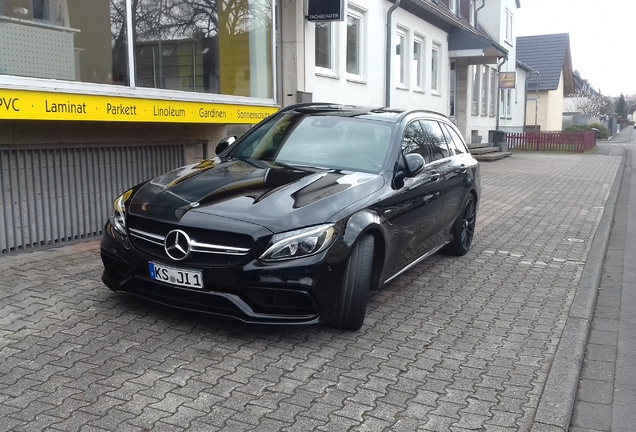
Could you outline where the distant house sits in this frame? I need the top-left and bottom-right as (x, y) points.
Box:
(563, 70), (602, 127)
(516, 33), (575, 131)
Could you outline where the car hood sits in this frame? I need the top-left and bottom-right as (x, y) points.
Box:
(128, 158), (385, 233)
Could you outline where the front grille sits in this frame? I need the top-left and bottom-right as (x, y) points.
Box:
(126, 215), (256, 268)
(128, 215), (254, 248)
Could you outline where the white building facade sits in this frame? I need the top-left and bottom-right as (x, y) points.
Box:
(279, 0), (525, 143)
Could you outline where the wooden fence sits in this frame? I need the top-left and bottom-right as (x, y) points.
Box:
(506, 131), (596, 153)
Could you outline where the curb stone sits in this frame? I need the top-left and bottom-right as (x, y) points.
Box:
(530, 148), (627, 432)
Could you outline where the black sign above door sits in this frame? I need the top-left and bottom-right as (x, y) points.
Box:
(307, 0), (344, 22)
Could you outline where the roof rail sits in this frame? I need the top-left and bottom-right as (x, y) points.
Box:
(278, 102), (335, 113)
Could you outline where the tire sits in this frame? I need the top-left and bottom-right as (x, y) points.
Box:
(333, 234), (375, 331)
(444, 194), (477, 256)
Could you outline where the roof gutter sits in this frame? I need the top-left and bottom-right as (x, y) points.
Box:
(385, 0), (401, 107)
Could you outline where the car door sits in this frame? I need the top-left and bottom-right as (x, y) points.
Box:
(381, 119), (446, 274)
(439, 121), (475, 235)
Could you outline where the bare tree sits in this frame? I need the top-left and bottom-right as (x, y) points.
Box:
(110, 0), (271, 42)
(565, 89), (613, 119)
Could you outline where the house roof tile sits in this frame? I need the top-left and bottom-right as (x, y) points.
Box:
(516, 33), (571, 92)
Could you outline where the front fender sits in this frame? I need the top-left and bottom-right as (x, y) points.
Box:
(341, 209), (386, 247)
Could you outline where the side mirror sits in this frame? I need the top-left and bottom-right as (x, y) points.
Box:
(392, 154), (425, 189)
(215, 135), (237, 154)
(404, 153), (425, 176)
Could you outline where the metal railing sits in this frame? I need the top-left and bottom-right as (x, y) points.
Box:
(0, 142), (188, 254)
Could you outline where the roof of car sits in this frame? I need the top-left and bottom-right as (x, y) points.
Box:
(279, 103), (450, 124)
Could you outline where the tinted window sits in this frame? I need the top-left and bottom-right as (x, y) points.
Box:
(401, 121), (431, 164)
(442, 123), (469, 155)
(421, 120), (450, 161)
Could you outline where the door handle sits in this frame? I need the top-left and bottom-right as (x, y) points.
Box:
(430, 172), (441, 182)
(455, 164), (468, 174)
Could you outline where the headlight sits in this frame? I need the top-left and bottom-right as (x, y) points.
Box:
(109, 189), (133, 236)
(260, 224), (337, 262)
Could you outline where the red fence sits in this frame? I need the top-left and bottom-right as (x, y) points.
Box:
(506, 131), (596, 153)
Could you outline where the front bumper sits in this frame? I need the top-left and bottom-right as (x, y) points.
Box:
(100, 226), (348, 325)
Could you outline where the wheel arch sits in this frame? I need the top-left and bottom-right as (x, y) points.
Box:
(341, 209), (388, 291)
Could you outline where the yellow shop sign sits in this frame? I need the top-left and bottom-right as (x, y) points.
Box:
(0, 89), (279, 124)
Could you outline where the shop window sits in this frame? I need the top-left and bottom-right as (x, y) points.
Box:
(132, 0), (272, 98)
(0, 0), (274, 99)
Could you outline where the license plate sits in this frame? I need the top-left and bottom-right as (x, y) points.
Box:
(149, 262), (203, 289)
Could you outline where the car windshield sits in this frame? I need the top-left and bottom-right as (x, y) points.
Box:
(226, 113), (394, 173)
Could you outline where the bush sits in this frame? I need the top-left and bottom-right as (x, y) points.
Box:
(587, 122), (611, 139)
(564, 123), (611, 140)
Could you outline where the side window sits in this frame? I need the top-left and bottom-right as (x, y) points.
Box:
(421, 120), (450, 161)
(442, 123), (469, 155)
(401, 121), (431, 164)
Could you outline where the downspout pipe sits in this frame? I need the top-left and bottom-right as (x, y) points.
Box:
(495, 54), (507, 132)
(523, 68), (539, 132)
(385, 0), (401, 107)
(474, 0), (486, 27)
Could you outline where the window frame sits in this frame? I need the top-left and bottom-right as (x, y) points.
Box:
(315, 21), (337, 76)
(449, 0), (458, 15)
(490, 68), (497, 117)
(441, 122), (469, 155)
(412, 35), (425, 92)
(449, 61), (456, 117)
(471, 65), (479, 116)
(421, 119), (451, 162)
(481, 66), (488, 116)
(345, 8), (364, 81)
(431, 42), (441, 94)
(395, 27), (408, 89)
(401, 120), (432, 164)
(505, 9), (513, 45)
(500, 88), (513, 118)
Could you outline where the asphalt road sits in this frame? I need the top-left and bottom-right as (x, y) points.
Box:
(0, 149), (623, 431)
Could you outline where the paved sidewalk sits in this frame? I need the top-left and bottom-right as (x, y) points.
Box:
(570, 126), (636, 432)
(0, 150), (623, 431)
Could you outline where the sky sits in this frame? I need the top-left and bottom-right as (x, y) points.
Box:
(515, 0), (635, 98)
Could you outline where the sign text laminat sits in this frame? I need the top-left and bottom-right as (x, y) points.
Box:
(0, 89), (278, 124)
(307, 0), (344, 22)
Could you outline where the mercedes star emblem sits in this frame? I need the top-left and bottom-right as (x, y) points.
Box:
(164, 230), (191, 261)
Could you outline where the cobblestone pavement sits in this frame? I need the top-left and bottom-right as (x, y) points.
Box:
(0, 152), (622, 432)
